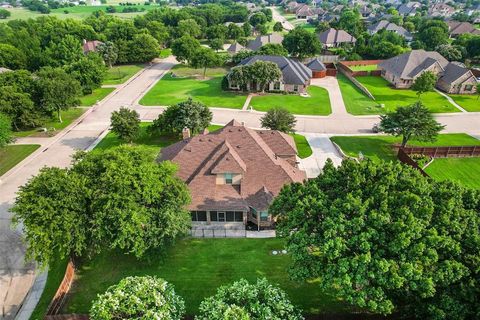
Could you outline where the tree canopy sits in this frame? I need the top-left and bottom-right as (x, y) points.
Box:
(197, 278), (304, 320)
(270, 159), (480, 318)
(11, 146), (191, 267)
(90, 276), (185, 320)
(379, 101), (444, 147)
(411, 71), (437, 97)
(282, 27), (320, 58)
(260, 107), (296, 133)
(110, 107), (141, 143)
(0, 112), (13, 147)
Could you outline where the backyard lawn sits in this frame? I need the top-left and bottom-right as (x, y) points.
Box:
(103, 64), (144, 85)
(337, 74), (383, 115)
(79, 87), (115, 106)
(425, 157), (480, 189)
(139, 66), (247, 109)
(290, 133), (313, 159)
(250, 86), (332, 115)
(12, 108), (86, 138)
(63, 238), (346, 316)
(349, 65), (378, 72)
(356, 76), (459, 114)
(0, 145), (40, 176)
(448, 94), (480, 112)
(331, 133), (480, 162)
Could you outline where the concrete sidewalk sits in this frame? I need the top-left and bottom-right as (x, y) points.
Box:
(297, 133), (344, 178)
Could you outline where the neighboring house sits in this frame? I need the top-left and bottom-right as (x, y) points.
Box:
(318, 28), (357, 48)
(447, 21), (480, 37)
(397, 1), (421, 16)
(158, 120), (306, 229)
(437, 62), (479, 94)
(359, 5), (373, 17)
(285, 1), (299, 13)
(227, 42), (245, 55)
(246, 33), (284, 51)
(379, 49), (478, 94)
(367, 20), (413, 41)
(317, 12), (339, 23)
(295, 4), (314, 19)
(428, 3), (455, 17)
(228, 55), (312, 93)
(306, 58), (327, 78)
(82, 39), (103, 54)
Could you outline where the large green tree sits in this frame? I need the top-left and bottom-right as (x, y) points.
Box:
(65, 54), (107, 94)
(0, 112), (13, 147)
(257, 43), (288, 56)
(171, 35), (201, 64)
(411, 71), (437, 98)
(129, 33), (160, 63)
(260, 107), (296, 133)
(110, 107), (140, 143)
(190, 47), (221, 78)
(44, 34), (84, 67)
(249, 60), (282, 92)
(96, 41), (118, 68)
(151, 98), (212, 135)
(0, 86), (40, 130)
(379, 101), (444, 147)
(35, 67), (82, 122)
(282, 27), (320, 58)
(0, 43), (27, 70)
(90, 276), (185, 320)
(12, 146), (191, 267)
(270, 159), (480, 318)
(197, 278), (303, 320)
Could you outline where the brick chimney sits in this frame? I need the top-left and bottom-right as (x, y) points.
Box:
(182, 127), (191, 139)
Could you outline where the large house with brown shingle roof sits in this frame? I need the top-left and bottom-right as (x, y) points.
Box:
(158, 120), (306, 229)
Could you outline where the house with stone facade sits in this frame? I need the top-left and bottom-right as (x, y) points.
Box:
(158, 120), (306, 229)
(228, 55), (312, 93)
(379, 50), (478, 94)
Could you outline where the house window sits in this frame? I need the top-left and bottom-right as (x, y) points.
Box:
(191, 211), (207, 221)
(260, 211), (269, 222)
(465, 84), (473, 91)
(209, 211), (243, 222)
(225, 173), (233, 184)
(210, 211), (217, 221)
(293, 85), (299, 92)
(273, 82), (281, 90)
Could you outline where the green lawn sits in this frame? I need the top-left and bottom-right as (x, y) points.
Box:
(63, 238), (346, 316)
(425, 157), (480, 189)
(12, 108), (87, 138)
(355, 76), (459, 114)
(448, 94), (480, 112)
(29, 257), (69, 320)
(0, 144), (40, 176)
(79, 87), (115, 106)
(349, 65), (378, 71)
(300, 23), (316, 33)
(250, 86), (332, 115)
(291, 133), (312, 159)
(139, 66), (247, 109)
(330, 134), (480, 162)
(159, 48), (172, 58)
(103, 64), (144, 85)
(337, 74), (383, 115)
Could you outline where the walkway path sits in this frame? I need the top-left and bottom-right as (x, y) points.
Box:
(310, 77), (349, 115)
(297, 133), (344, 178)
(272, 6), (294, 31)
(0, 57), (176, 320)
(434, 89), (467, 113)
(242, 94), (254, 111)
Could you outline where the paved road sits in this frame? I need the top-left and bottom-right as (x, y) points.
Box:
(271, 6), (294, 31)
(0, 57), (176, 320)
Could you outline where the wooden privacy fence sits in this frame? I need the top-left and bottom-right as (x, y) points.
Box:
(46, 260), (75, 316)
(400, 145), (480, 158)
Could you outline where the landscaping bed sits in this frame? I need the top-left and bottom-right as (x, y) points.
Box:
(250, 86), (332, 115)
(0, 144), (40, 176)
(139, 66), (247, 109)
(62, 238), (346, 316)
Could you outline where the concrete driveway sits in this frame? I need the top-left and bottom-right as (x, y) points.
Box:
(0, 57), (177, 320)
(297, 133), (344, 178)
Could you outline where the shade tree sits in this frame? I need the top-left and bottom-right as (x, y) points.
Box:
(190, 47), (222, 78)
(0, 112), (12, 147)
(282, 27), (320, 58)
(110, 107), (141, 143)
(260, 107), (296, 133)
(411, 71), (437, 98)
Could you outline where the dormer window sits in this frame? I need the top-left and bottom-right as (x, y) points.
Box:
(225, 173), (233, 184)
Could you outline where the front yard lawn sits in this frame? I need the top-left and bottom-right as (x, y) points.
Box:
(291, 133), (312, 158)
(63, 238), (346, 316)
(0, 144), (40, 176)
(448, 94), (480, 112)
(103, 64), (144, 85)
(12, 108), (87, 138)
(354, 76), (459, 114)
(330, 133), (480, 162)
(250, 86), (332, 115)
(79, 87), (115, 106)
(337, 74), (382, 115)
(425, 157), (480, 189)
(139, 66), (247, 109)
